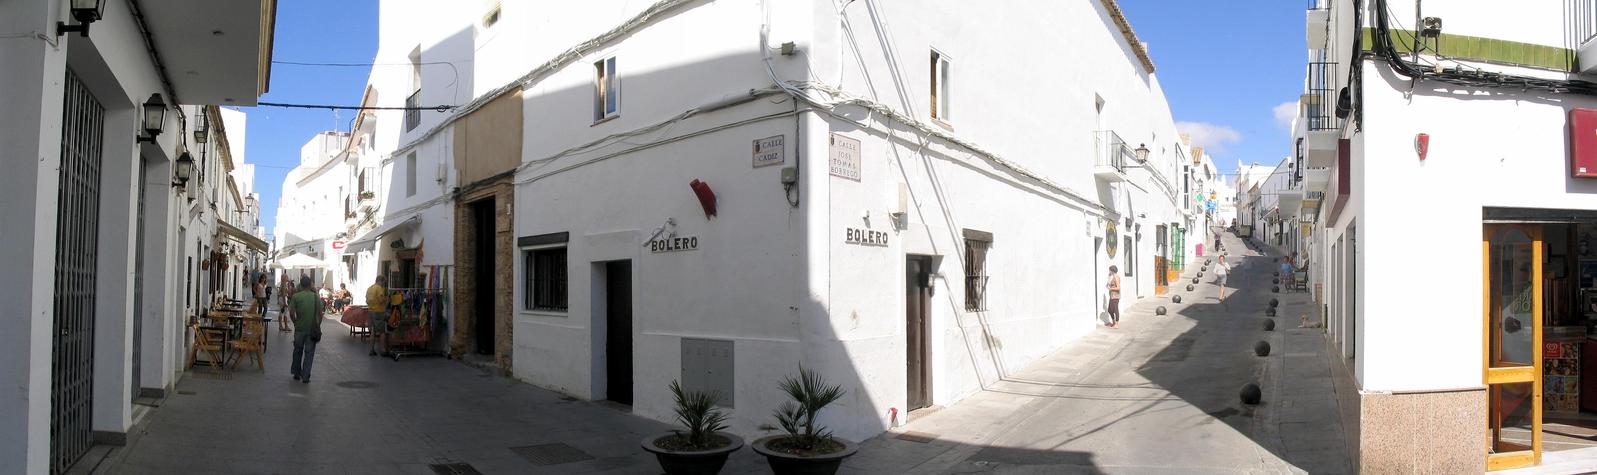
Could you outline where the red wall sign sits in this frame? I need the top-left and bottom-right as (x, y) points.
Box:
(1571, 108), (1597, 178)
(331, 240), (346, 250)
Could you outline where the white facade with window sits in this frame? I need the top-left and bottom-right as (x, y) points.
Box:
(0, 1), (274, 471)
(361, 0), (1196, 442)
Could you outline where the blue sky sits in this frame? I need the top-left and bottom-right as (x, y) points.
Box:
(245, 0), (1301, 235)
(1119, 0), (1308, 181)
(240, 0), (377, 237)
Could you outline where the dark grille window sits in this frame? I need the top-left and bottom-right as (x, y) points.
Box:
(525, 248), (568, 311)
(964, 235), (991, 311)
(405, 90), (421, 131)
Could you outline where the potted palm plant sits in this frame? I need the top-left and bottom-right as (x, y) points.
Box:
(752, 368), (858, 475)
(641, 381), (744, 474)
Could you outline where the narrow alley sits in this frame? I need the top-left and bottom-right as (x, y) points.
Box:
(89, 229), (1350, 474)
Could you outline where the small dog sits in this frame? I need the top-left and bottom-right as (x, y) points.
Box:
(1299, 315), (1324, 328)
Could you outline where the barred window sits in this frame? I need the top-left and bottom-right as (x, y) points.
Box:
(524, 247), (568, 311)
(963, 229), (992, 311)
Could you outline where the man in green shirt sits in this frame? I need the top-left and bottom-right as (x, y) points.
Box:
(290, 276), (324, 383)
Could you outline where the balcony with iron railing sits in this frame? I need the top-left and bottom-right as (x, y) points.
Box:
(1093, 130), (1135, 183)
(1302, 61), (1341, 168)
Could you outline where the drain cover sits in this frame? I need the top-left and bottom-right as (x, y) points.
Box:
(429, 463), (482, 475)
(510, 443), (594, 466)
(895, 431), (939, 443)
(336, 381), (379, 389)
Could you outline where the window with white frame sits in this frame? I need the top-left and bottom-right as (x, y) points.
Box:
(405, 152), (417, 197)
(930, 50), (951, 121)
(593, 57), (619, 121)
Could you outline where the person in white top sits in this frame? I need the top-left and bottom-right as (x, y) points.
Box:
(1215, 254), (1231, 299)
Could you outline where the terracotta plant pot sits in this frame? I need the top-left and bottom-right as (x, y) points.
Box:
(752, 435), (858, 475)
(642, 432), (744, 475)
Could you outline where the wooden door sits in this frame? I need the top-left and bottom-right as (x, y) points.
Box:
(906, 256), (932, 410)
(1483, 224), (1542, 471)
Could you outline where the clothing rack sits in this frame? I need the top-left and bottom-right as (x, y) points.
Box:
(383, 284), (449, 361)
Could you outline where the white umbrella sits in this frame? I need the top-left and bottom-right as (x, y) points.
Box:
(272, 253), (326, 270)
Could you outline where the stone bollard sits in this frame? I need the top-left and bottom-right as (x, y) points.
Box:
(1240, 383), (1262, 405)
(1262, 319), (1275, 331)
(1266, 307), (1276, 317)
(1254, 341), (1271, 356)
(1156, 306), (1167, 316)
(1172, 295), (1183, 304)
(1273, 278), (1280, 285)
(1272, 286), (1280, 293)
(1269, 298), (1279, 308)
(1186, 284), (1195, 291)
(1192, 277), (1200, 284)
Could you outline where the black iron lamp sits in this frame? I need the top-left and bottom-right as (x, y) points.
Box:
(172, 152), (194, 189)
(56, 0), (106, 37)
(136, 94), (166, 143)
(1134, 143), (1151, 162)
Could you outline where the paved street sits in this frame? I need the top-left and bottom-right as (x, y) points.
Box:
(88, 233), (1349, 475)
(846, 230), (1351, 474)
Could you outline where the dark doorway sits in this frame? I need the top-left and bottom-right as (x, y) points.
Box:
(132, 159), (147, 401)
(605, 260), (633, 405)
(471, 199), (496, 355)
(906, 255), (934, 410)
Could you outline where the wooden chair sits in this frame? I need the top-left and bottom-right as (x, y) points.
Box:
(187, 323), (228, 371)
(228, 319), (265, 371)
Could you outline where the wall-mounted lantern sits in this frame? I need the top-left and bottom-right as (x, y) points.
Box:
(1134, 143), (1151, 162)
(172, 152), (194, 189)
(194, 111), (209, 144)
(136, 94), (166, 143)
(56, 0), (106, 37)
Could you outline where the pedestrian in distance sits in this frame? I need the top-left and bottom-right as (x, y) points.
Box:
(1279, 257), (1294, 289)
(252, 275), (268, 315)
(1106, 265), (1122, 329)
(333, 283), (352, 312)
(1215, 254), (1231, 300)
(366, 275), (389, 357)
(290, 276), (323, 383)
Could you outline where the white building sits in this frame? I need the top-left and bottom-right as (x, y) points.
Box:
(0, 1), (275, 471)
(1291, 0), (1597, 471)
(324, 0), (1200, 442)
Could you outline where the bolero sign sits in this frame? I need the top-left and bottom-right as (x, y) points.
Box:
(650, 235), (699, 253)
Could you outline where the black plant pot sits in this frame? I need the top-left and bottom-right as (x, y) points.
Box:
(1240, 383), (1262, 405)
(1156, 306), (1167, 315)
(1172, 295), (1183, 303)
(1262, 319), (1275, 331)
(642, 432), (745, 475)
(1254, 341), (1272, 357)
(1269, 298), (1279, 308)
(753, 436), (859, 475)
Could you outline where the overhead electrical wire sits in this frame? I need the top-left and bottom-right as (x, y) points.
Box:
(1370, 0), (1597, 95)
(255, 101), (455, 112)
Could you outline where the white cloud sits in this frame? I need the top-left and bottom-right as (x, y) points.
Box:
(1273, 100), (1298, 130)
(1175, 121), (1242, 155)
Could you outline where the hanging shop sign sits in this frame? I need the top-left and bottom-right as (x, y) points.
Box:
(829, 133), (861, 181)
(650, 235), (700, 253)
(844, 227), (889, 246)
(753, 135), (785, 168)
(331, 240), (347, 251)
(1105, 221), (1119, 258)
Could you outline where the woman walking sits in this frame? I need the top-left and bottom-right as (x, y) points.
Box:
(1106, 265), (1122, 328)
